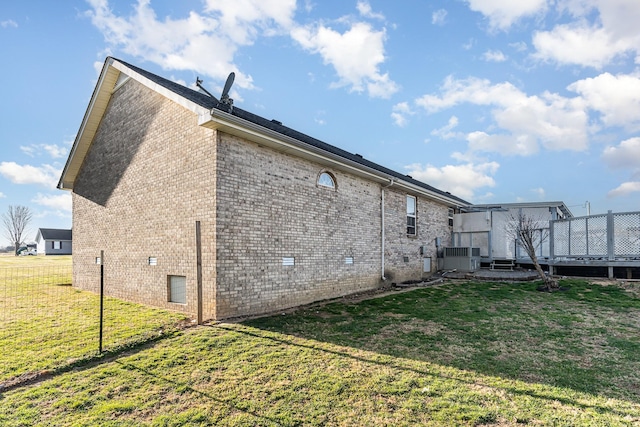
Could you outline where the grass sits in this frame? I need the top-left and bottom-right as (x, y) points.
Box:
(0, 278), (639, 426)
(0, 255), (190, 384)
(0, 253), (73, 267)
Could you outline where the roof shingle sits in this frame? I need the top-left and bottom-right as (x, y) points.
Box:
(112, 58), (469, 206)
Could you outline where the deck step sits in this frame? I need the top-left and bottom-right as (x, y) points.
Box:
(490, 259), (515, 271)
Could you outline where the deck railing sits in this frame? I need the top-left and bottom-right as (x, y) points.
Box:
(550, 210), (640, 260)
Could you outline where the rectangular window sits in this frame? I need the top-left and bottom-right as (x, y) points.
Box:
(52, 241), (61, 250)
(345, 257), (354, 265)
(448, 208), (454, 227)
(407, 195), (417, 235)
(168, 275), (187, 304)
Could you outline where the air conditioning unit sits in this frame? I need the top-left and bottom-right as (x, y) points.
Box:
(442, 247), (481, 272)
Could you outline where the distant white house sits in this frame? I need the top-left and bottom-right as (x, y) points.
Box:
(35, 228), (72, 255)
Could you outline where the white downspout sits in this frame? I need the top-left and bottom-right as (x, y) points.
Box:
(381, 179), (395, 281)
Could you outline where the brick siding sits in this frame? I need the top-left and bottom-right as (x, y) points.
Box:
(71, 77), (453, 320)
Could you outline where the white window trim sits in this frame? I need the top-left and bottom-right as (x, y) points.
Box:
(407, 195), (417, 236)
(317, 171), (336, 189)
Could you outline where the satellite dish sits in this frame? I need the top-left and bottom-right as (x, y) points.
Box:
(220, 72), (235, 106)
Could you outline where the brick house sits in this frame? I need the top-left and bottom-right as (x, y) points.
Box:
(58, 57), (468, 320)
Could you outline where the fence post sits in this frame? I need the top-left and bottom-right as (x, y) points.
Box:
(196, 222), (203, 325)
(99, 250), (104, 353)
(607, 210), (614, 279)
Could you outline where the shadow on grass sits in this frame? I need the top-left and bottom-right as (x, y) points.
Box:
(211, 323), (639, 420)
(114, 360), (296, 427)
(242, 279), (640, 404)
(0, 325), (190, 394)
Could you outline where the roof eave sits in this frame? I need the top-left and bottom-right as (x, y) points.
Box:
(58, 58), (119, 191)
(199, 109), (466, 207)
(58, 58), (210, 191)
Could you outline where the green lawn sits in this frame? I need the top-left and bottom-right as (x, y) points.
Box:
(0, 253), (73, 268)
(0, 255), (190, 384)
(1, 279), (639, 426)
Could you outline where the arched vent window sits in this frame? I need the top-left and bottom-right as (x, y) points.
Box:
(318, 172), (336, 189)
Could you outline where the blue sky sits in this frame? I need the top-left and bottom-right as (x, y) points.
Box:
(1, 0), (640, 246)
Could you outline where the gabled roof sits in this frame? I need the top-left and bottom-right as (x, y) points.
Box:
(36, 228), (72, 242)
(59, 57), (469, 207)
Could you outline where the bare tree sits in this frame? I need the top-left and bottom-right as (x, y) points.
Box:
(2, 205), (33, 256)
(505, 211), (558, 291)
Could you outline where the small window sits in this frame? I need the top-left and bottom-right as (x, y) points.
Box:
(345, 257), (354, 265)
(52, 241), (61, 250)
(407, 195), (417, 235)
(168, 275), (187, 304)
(448, 208), (454, 227)
(317, 172), (336, 189)
(282, 257), (295, 266)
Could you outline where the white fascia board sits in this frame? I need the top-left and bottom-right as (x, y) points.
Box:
(58, 59), (212, 191)
(199, 109), (465, 207)
(58, 58), (119, 190)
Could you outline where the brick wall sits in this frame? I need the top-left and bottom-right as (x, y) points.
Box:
(213, 132), (453, 318)
(382, 189), (452, 283)
(72, 77), (218, 319)
(213, 132), (384, 318)
(71, 76), (453, 321)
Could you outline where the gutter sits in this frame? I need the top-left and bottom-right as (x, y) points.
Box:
(202, 108), (466, 208)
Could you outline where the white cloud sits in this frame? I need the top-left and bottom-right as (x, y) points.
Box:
(414, 76), (589, 155)
(601, 137), (640, 170)
(20, 146), (36, 157)
(482, 49), (507, 62)
(532, 24), (633, 69)
(292, 21), (398, 98)
(391, 102), (414, 127)
(568, 73), (640, 131)
(19, 144), (68, 159)
(1, 19), (18, 28)
(415, 76), (518, 113)
(509, 41), (527, 52)
(0, 162), (61, 188)
(432, 9), (447, 25)
(303, 0), (314, 13)
(43, 144), (67, 158)
(405, 161), (499, 200)
(532, 0), (640, 69)
(608, 181), (640, 198)
(314, 110), (326, 125)
(561, 0), (640, 41)
(87, 0), (396, 98)
(202, 0), (296, 37)
(531, 187), (545, 199)
(431, 116), (460, 139)
(85, 0), (297, 88)
(356, 1), (385, 20)
(465, 0), (549, 30)
(462, 38), (476, 50)
(466, 132), (539, 156)
(32, 193), (72, 212)
(0, 192), (5, 198)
